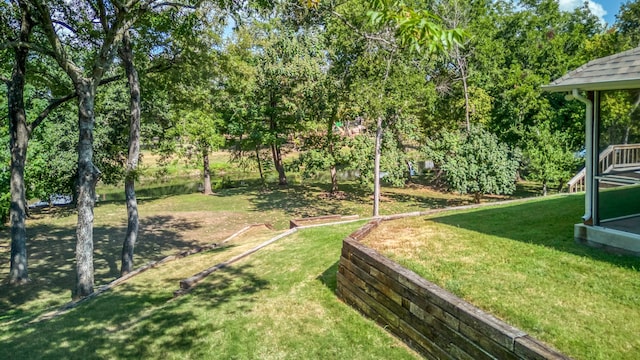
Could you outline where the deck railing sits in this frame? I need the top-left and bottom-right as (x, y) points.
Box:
(568, 143), (640, 193)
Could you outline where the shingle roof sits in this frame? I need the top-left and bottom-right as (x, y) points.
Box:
(543, 46), (640, 92)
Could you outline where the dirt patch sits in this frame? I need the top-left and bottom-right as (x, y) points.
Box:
(317, 191), (348, 200)
(140, 211), (254, 247)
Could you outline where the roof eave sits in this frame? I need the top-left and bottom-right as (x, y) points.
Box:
(541, 79), (640, 93)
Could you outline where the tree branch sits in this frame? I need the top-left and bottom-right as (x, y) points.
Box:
(30, 1), (84, 83)
(330, 10), (396, 49)
(152, 2), (197, 9)
(52, 20), (78, 35)
(27, 58), (175, 132)
(0, 41), (55, 57)
(29, 92), (76, 132)
(96, 0), (109, 32)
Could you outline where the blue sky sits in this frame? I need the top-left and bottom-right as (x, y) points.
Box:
(559, 0), (626, 26)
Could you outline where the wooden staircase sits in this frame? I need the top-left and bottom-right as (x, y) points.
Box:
(568, 143), (640, 192)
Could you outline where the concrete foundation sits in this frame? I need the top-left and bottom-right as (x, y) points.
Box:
(575, 223), (640, 256)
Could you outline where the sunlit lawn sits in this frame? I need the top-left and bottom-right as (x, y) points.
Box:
(362, 194), (640, 360)
(0, 151), (560, 359)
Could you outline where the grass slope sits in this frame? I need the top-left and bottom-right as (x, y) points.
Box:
(1, 223), (420, 359)
(363, 194), (640, 360)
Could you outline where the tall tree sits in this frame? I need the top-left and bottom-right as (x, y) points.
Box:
(2, 0), (76, 285)
(5, 0), (33, 285)
(355, 0), (464, 215)
(29, 0), (190, 298)
(252, 21), (325, 186)
(118, 30), (141, 275)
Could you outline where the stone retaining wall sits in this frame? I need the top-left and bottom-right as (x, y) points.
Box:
(337, 219), (571, 360)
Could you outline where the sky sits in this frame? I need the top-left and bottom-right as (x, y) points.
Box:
(558, 0), (627, 26)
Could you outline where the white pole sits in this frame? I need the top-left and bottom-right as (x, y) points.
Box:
(569, 89), (593, 223)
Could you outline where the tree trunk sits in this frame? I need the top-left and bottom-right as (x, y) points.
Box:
(255, 146), (265, 188)
(7, 36), (30, 285)
(120, 31), (140, 276)
(327, 116), (339, 193)
(202, 148), (213, 195)
(624, 126), (630, 145)
(271, 143), (287, 186)
(473, 192), (481, 204)
(330, 165), (338, 193)
(456, 45), (471, 132)
(74, 79), (100, 299)
(373, 116), (383, 216)
(542, 181), (548, 196)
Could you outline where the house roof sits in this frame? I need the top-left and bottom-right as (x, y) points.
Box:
(543, 46), (640, 92)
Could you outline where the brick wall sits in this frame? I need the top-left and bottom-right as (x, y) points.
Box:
(337, 219), (571, 360)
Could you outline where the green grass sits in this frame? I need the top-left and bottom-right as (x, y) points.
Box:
(362, 194), (640, 360)
(1, 150), (580, 359)
(0, 223), (420, 359)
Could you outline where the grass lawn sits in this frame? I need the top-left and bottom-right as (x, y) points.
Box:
(361, 193), (640, 360)
(0, 151), (564, 359)
(0, 219), (421, 359)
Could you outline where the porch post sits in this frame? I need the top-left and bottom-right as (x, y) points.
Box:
(591, 91), (600, 225)
(578, 90), (595, 225)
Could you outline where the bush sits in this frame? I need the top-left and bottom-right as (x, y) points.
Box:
(425, 126), (520, 203)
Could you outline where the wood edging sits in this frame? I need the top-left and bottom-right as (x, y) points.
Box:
(290, 214), (360, 229)
(31, 223), (273, 323)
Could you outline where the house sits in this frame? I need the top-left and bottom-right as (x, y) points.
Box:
(543, 46), (640, 256)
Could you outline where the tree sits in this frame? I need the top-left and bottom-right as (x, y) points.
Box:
(251, 20), (325, 186)
(353, 0), (465, 215)
(426, 126), (520, 203)
(119, 30), (141, 275)
(29, 0), (192, 298)
(2, 0), (76, 285)
(616, 0), (640, 46)
(523, 123), (579, 195)
(5, 0), (34, 285)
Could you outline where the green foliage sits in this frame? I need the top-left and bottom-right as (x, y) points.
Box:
(617, 0), (640, 45)
(600, 89), (640, 146)
(523, 123), (580, 194)
(366, 0), (466, 53)
(426, 126), (520, 202)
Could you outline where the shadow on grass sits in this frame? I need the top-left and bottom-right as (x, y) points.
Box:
(214, 182), (371, 218)
(430, 194), (640, 270)
(316, 260), (340, 292)
(0, 215), (207, 312)
(1, 264), (269, 359)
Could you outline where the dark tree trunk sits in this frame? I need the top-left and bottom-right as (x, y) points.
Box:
(119, 31), (140, 276)
(271, 143), (287, 186)
(327, 116), (338, 193)
(74, 79), (100, 299)
(255, 146), (265, 188)
(7, 39), (30, 285)
(268, 106), (287, 186)
(7, 3), (33, 285)
(373, 116), (383, 216)
(202, 149), (213, 195)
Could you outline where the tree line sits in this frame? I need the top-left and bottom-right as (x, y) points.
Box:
(2, 0), (639, 297)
